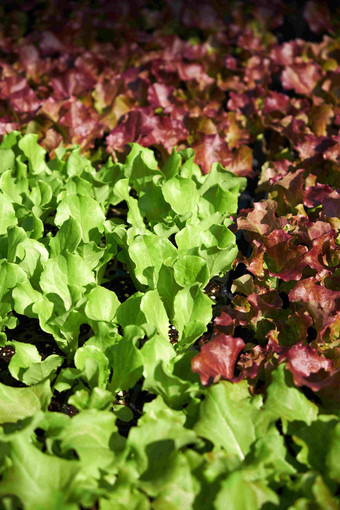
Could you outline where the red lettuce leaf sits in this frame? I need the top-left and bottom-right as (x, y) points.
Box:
(303, 1), (332, 34)
(193, 134), (232, 174)
(147, 83), (174, 109)
(270, 40), (305, 67)
(281, 62), (322, 96)
(322, 133), (340, 165)
(273, 168), (305, 212)
(303, 183), (334, 208)
(228, 145), (253, 178)
(304, 231), (339, 281)
(0, 76), (41, 114)
(289, 278), (340, 339)
(191, 333), (245, 385)
(263, 91), (290, 115)
(0, 117), (20, 135)
(237, 200), (287, 238)
(290, 218), (334, 245)
(322, 190), (340, 218)
(264, 229), (308, 281)
(50, 70), (96, 100)
(106, 109), (156, 151)
(59, 99), (103, 149)
(106, 108), (188, 153)
(283, 343), (334, 391)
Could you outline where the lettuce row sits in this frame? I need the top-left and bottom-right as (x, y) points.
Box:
(0, 131), (246, 425)
(0, 133), (245, 358)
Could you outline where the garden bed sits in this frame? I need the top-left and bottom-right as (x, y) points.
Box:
(0, 1), (339, 509)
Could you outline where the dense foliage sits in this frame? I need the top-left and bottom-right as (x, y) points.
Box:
(0, 1), (339, 509)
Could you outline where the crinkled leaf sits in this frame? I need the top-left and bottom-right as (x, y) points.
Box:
(191, 334), (245, 385)
(215, 470), (279, 510)
(74, 345), (110, 389)
(8, 341), (40, 379)
(290, 415), (338, 472)
(58, 409), (118, 476)
(265, 364), (318, 425)
(116, 293), (147, 330)
(0, 261), (27, 304)
(194, 380), (258, 461)
(141, 333), (176, 384)
(138, 182), (170, 224)
(284, 343), (334, 391)
(0, 436), (79, 510)
(173, 284), (212, 344)
(85, 285), (120, 322)
(139, 449), (198, 508)
(0, 148), (15, 174)
(161, 147), (181, 180)
(55, 193), (105, 243)
(140, 290), (169, 339)
(142, 348), (197, 409)
(128, 234), (177, 289)
(173, 255), (209, 288)
(39, 252), (95, 311)
(193, 134), (232, 174)
(0, 380), (52, 423)
(162, 176), (199, 216)
(109, 326), (144, 393)
(23, 355), (63, 386)
(289, 278), (340, 337)
(0, 193), (17, 235)
(12, 279), (46, 318)
(18, 134), (50, 176)
(201, 184), (238, 216)
(68, 387), (114, 411)
(99, 490), (149, 510)
(127, 396), (198, 473)
(129, 152), (162, 192)
(49, 217), (82, 257)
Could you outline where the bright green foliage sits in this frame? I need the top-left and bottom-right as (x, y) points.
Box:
(0, 133), (338, 509)
(194, 381), (258, 461)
